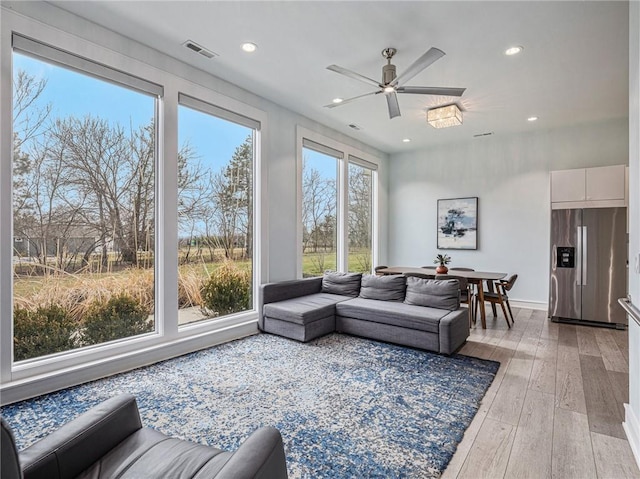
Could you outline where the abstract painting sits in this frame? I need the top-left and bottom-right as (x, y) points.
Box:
(437, 197), (478, 250)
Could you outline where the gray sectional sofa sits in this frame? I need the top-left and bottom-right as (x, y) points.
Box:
(259, 272), (469, 355)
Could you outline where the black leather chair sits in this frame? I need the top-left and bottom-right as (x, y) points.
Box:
(1, 394), (288, 479)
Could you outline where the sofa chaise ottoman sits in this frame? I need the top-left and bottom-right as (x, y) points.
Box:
(259, 272), (469, 354)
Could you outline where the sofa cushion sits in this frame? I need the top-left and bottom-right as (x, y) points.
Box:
(358, 274), (406, 302)
(404, 277), (460, 310)
(321, 271), (362, 297)
(263, 293), (349, 325)
(336, 297), (451, 333)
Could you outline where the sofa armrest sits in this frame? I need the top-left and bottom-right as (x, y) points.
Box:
(258, 277), (323, 330)
(438, 309), (470, 355)
(20, 394), (142, 479)
(215, 426), (288, 479)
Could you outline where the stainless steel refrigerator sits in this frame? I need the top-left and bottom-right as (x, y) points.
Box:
(549, 207), (627, 328)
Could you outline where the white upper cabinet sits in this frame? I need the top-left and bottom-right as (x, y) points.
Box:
(551, 165), (627, 209)
(551, 168), (586, 202)
(585, 165), (626, 201)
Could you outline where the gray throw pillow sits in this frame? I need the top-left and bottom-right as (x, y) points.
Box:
(321, 271), (362, 297)
(359, 274), (407, 302)
(404, 277), (460, 310)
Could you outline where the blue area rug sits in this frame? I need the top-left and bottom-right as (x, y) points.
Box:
(2, 333), (499, 478)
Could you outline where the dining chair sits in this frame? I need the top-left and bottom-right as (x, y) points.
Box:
(449, 268), (477, 310)
(475, 274), (518, 327)
(436, 273), (474, 326)
(374, 265), (389, 276)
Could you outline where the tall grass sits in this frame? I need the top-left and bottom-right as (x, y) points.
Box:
(14, 267), (155, 323)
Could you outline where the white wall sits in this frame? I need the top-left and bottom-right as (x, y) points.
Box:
(624, 0), (640, 468)
(388, 118), (628, 306)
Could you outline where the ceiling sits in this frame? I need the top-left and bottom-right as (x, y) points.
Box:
(49, 1), (629, 154)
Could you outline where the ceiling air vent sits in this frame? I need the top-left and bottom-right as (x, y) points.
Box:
(182, 40), (218, 59)
(473, 132), (494, 138)
(348, 123), (362, 131)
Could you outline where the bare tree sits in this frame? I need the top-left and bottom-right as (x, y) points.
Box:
(348, 165), (373, 272)
(207, 136), (253, 260)
(301, 157), (335, 254)
(12, 70), (52, 236)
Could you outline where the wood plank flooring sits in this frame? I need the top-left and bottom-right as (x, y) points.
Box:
(443, 308), (640, 479)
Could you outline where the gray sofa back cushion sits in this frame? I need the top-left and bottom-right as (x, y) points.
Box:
(359, 274), (407, 302)
(321, 271), (362, 297)
(404, 277), (460, 310)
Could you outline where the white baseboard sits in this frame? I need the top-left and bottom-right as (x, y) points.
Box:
(510, 299), (548, 311)
(624, 403), (640, 470)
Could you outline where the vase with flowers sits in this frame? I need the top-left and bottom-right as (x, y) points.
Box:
(434, 253), (451, 274)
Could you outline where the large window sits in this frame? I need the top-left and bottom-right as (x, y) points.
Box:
(177, 95), (256, 325)
(348, 158), (375, 273)
(301, 143), (339, 277)
(299, 133), (378, 277)
(2, 21), (266, 401)
(11, 39), (159, 361)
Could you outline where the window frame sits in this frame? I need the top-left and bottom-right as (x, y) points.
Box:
(176, 93), (260, 326)
(296, 126), (380, 277)
(0, 13), (267, 403)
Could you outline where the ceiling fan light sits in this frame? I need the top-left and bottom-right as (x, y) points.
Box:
(332, 98), (344, 104)
(383, 85), (395, 93)
(427, 104), (463, 129)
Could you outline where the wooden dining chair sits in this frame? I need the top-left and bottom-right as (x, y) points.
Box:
(374, 265), (389, 276)
(449, 268), (477, 310)
(436, 273), (474, 327)
(475, 274), (518, 327)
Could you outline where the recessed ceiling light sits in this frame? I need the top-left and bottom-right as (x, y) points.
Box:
(402, 138), (411, 143)
(332, 98), (343, 104)
(241, 42), (257, 53)
(505, 45), (523, 56)
(527, 116), (539, 122)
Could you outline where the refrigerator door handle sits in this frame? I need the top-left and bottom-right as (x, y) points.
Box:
(576, 226), (582, 286)
(582, 226), (588, 286)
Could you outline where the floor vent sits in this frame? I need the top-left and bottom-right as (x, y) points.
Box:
(183, 40), (218, 59)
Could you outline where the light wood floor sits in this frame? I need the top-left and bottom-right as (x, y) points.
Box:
(442, 307), (640, 479)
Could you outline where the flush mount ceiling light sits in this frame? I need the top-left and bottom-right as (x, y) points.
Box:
(427, 104), (463, 129)
(505, 45), (524, 56)
(241, 42), (257, 53)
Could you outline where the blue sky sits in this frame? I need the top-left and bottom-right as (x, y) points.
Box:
(14, 52), (250, 172)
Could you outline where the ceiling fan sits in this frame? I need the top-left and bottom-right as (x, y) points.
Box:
(325, 47), (466, 119)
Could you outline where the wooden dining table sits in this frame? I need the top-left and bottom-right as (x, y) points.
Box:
(377, 267), (507, 329)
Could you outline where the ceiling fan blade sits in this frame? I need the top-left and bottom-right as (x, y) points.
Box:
(393, 47), (445, 86)
(324, 90), (380, 108)
(397, 86), (466, 96)
(326, 65), (381, 88)
(386, 92), (401, 119)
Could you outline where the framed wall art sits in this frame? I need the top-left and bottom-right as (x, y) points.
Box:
(437, 197), (478, 250)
